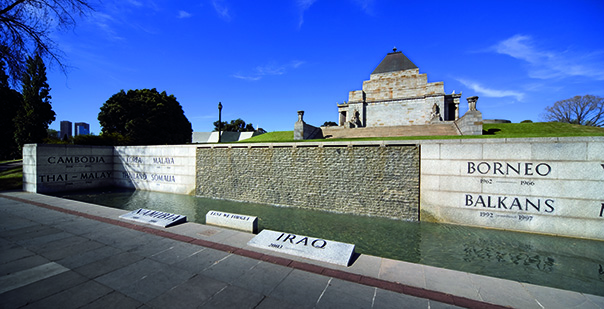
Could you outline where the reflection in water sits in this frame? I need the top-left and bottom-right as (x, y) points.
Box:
(462, 240), (555, 272)
(55, 189), (604, 296)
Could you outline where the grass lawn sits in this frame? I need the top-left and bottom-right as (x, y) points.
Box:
(0, 160), (23, 191)
(242, 122), (604, 143)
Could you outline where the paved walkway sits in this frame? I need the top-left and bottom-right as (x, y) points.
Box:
(0, 192), (602, 309)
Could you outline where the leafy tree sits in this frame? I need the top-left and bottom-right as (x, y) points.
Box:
(543, 95), (604, 127)
(213, 118), (256, 132)
(13, 54), (55, 149)
(46, 128), (58, 138)
(0, 59), (21, 159)
(0, 0), (93, 85)
(322, 121), (337, 127)
(72, 132), (130, 146)
(98, 88), (192, 145)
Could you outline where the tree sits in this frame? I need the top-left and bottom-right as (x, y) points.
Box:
(0, 0), (93, 86)
(13, 54), (55, 149)
(0, 58), (21, 159)
(543, 95), (604, 127)
(213, 118), (256, 132)
(322, 121), (337, 127)
(98, 88), (192, 145)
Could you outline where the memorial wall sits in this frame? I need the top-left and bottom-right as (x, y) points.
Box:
(113, 145), (197, 194)
(420, 136), (604, 240)
(23, 144), (197, 195)
(23, 144), (114, 193)
(22, 136), (604, 240)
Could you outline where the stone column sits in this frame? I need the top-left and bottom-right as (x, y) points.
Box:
(467, 96), (478, 111)
(294, 111), (305, 140)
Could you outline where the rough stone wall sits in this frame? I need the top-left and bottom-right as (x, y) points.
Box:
(196, 145), (420, 220)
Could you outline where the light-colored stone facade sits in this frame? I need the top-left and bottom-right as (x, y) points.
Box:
(420, 136), (604, 240)
(338, 50), (461, 128)
(23, 144), (197, 195)
(23, 144), (114, 193)
(113, 145), (197, 194)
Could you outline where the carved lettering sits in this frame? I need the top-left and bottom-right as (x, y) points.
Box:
(467, 162), (551, 177)
(275, 233), (327, 249)
(47, 156), (107, 165)
(126, 156), (143, 164)
(122, 172), (147, 180)
(465, 194), (555, 213)
(296, 237), (309, 246)
(153, 157), (175, 164)
(283, 234), (296, 244)
(312, 239), (327, 249)
(80, 171), (113, 180)
(151, 174), (176, 182)
(38, 174), (68, 182)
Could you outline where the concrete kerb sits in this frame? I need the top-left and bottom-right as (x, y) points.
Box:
(0, 192), (516, 309)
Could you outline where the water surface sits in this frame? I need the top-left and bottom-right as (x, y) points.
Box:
(55, 188), (604, 296)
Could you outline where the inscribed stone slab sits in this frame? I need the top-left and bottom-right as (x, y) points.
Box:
(247, 229), (355, 266)
(206, 210), (258, 233)
(119, 208), (186, 227)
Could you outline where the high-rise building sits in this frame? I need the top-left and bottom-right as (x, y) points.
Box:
(75, 122), (90, 136)
(60, 121), (72, 139)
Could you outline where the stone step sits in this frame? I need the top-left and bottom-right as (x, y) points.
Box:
(321, 123), (460, 139)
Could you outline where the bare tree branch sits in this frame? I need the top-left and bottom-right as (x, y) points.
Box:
(0, 0), (93, 86)
(543, 95), (604, 127)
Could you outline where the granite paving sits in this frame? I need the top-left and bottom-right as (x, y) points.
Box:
(1, 192), (603, 309)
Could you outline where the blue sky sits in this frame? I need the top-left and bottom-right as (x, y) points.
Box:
(46, 0), (604, 134)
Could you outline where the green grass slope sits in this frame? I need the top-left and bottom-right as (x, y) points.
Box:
(0, 161), (23, 191)
(243, 122), (604, 143)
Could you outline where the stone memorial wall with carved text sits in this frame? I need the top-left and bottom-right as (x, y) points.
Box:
(23, 144), (114, 193)
(113, 145), (197, 194)
(23, 144), (197, 195)
(420, 137), (604, 240)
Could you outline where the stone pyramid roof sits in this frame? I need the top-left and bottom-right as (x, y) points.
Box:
(371, 48), (418, 74)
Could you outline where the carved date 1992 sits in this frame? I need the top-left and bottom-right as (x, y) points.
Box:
(480, 212), (494, 218)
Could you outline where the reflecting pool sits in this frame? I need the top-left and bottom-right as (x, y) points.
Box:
(54, 188), (604, 296)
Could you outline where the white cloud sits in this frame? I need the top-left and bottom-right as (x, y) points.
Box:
(178, 10), (192, 18)
(458, 79), (525, 102)
(232, 74), (262, 81)
(351, 0), (375, 15)
(493, 35), (604, 80)
(212, 0), (231, 22)
(90, 12), (126, 41)
(233, 61), (305, 81)
(127, 0), (143, 7)
(296, 0), (318, 28)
